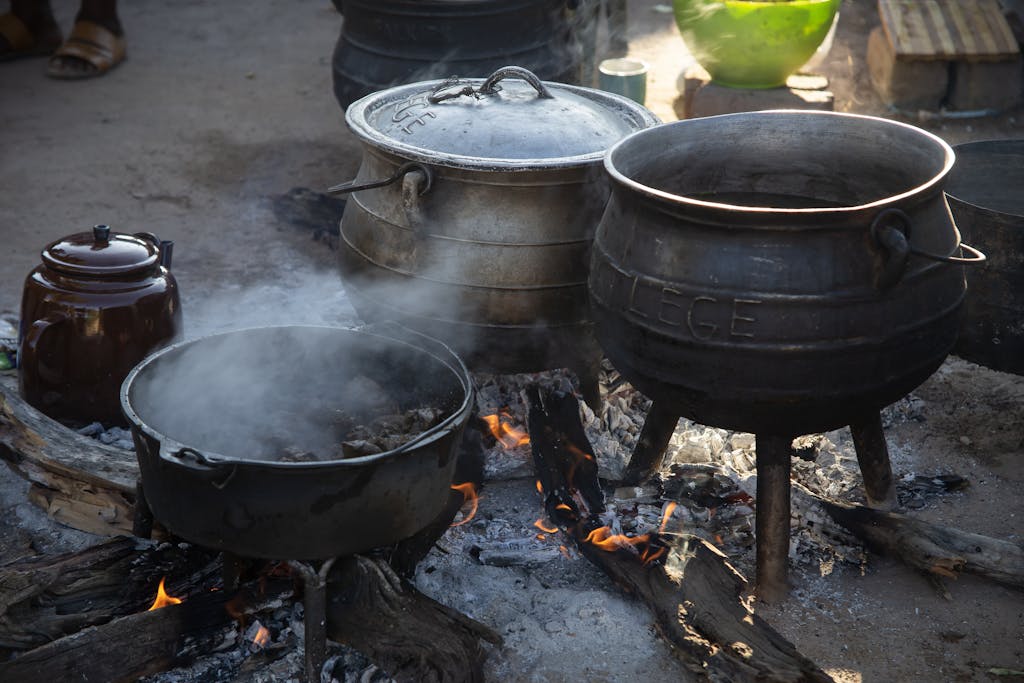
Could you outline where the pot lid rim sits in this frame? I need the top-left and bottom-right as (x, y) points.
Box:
(604, 109), (956, 217)
(120, 324), (476, 469)
(41, 229), (160, 277)
(345, 75), (661, 171)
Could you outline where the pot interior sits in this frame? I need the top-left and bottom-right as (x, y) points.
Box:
(123, 325), (469, 463)
(607, 111), (953, 210)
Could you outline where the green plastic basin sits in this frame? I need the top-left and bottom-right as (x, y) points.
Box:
(673, 0), (840, 89)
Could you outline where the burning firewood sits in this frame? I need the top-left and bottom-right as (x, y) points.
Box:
(525, 384), (831, 683)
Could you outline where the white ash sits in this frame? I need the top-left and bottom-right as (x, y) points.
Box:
(76, 421), (135, 450)
(140, 593), (389, 683)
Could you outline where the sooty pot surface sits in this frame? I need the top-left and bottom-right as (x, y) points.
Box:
(122, 324), (473, 560)
(589, 111), (975, 435)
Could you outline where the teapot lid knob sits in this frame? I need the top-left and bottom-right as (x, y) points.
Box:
(93, 224), (111, 243)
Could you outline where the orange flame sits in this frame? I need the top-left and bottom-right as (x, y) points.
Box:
(450, 482), (479, 527)
(482, 409), (530, 449)
(534, 518), (559, 534)
(252, 625), (271, 648)
(583, 527), (666, 565)
(659, 502), (678, 533)
(535, 480), (544, 494)
(147, 577), (183, 611)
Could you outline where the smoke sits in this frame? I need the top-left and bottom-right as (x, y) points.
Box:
(181, 269), (359, 339)
(126, 321), (464, 463)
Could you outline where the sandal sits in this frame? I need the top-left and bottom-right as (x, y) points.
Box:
(47, 20), (125, 80)
(0, 12), (62, 61)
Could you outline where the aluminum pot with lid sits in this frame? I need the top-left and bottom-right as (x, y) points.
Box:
(19, 224), (181, 425)
(330, 66), (659, 377)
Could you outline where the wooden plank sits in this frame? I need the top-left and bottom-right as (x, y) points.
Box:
(0, 372), (140, 536)
(879, 0), (1020, 61)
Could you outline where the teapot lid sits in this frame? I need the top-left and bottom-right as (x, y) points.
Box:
(42, 225), (160, 277)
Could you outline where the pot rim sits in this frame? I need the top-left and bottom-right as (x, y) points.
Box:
(346, 76), (661, 172)
(604, 109), (956, 215)
(120, 324), (475, 469)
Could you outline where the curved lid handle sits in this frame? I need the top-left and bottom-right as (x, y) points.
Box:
(427, 65), (553, 104)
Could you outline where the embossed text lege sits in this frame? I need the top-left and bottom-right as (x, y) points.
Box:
(623, 274), (762, 341)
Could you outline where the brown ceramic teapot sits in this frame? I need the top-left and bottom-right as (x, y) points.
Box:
(19, 224), (182, 425)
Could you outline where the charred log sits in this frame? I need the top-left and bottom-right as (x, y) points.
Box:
(797, 483), (1024, 593)
(327, 555), (502, 683)
(0, 574), (292, 683)
(0, 536), (220, 652)
(527, 385), (830, 683)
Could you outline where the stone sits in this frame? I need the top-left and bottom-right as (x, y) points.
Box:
(674, 64), (833, 120)
(949, 57), (1023, 112)
(866, 27), (949, 111)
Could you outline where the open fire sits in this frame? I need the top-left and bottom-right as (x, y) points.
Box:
(481, 409), (530, 449)
(147, 577), (183, 611)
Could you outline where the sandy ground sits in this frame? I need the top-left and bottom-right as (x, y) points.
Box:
(1, 1), (1023, 682)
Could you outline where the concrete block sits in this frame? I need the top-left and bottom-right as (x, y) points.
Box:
(949, 57), (1023, 111)
(867, 27), (948, 111)
(673, 64), (833, 120)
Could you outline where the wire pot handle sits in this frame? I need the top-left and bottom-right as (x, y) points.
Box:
(326, 162), (433, 197)
(870, 208), (986, 290)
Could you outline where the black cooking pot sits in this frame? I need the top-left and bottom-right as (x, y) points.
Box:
(589, 111), (985, 435)
(330, 0), (579, 110)
(121, 324), (473, 560)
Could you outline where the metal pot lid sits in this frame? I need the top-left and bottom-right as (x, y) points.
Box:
(345, 66), (660, 171)
(42, 224), (159, 277)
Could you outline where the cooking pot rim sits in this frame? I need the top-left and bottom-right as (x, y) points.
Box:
(346, 76), (660, 172)
(604, 109), (955, 215)
(120, 324), (475, 469)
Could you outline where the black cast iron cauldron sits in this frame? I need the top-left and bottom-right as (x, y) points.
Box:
(331, 0), (580, 110)
(589, 110), (985, 437)
(121, 324), (473, 560)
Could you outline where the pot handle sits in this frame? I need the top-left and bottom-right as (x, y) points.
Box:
(327, 162), (433, 198)
(427, 65), (553, 103)
(870, 208), (987, 290)
(19, 313), (67, 376)
(134, 231), (175, 268)
(169, 446), (238, 490)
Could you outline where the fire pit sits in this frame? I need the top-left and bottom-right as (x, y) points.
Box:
(121, 323), (474, 680)
(588, 110), (985, 599)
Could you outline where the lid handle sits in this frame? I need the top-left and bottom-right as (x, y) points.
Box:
(93, 224), (111, 244)
(427, 65), (553, 104)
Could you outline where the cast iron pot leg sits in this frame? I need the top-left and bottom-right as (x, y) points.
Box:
(755, 434), (793, 603)
(290, 558), (337, 683)
(132, 479), (154, 539)
(849, 412), (898, 510)
(620, 400), (680, 485)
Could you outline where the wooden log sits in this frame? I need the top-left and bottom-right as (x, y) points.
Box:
(0, 536), (220, 651)
(526, 385), (830, 682)
(0, 374), (140, 536)
(795, 483), (1024, 592)
(327, 555), (502, 683)
(0, 575), (293, 683)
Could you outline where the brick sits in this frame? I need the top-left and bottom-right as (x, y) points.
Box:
(949, 57), (1023, 111)
(867, 27), (948, 110)
(673, 64), (833, 120)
